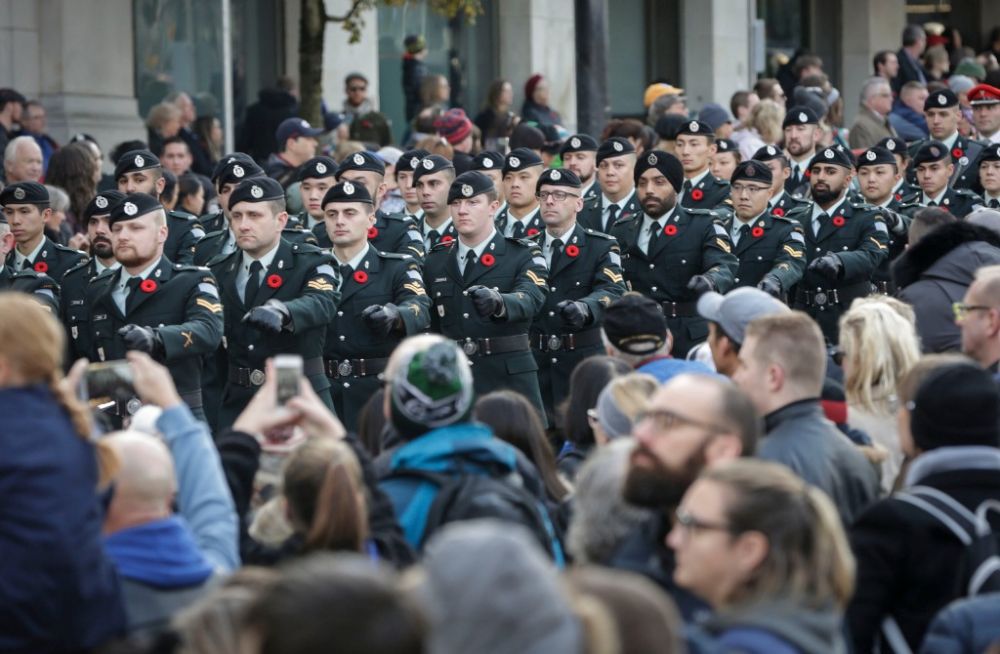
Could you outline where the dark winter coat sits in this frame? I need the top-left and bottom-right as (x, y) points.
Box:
(919, 593), (1000, 654)
(239, 89), (299, 164)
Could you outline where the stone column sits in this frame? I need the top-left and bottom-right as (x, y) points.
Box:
(680, 0), (755, 110)
(575, 0), (609, 137)
(839, 0), (905, 126)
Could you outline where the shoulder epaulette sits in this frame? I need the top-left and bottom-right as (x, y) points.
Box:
(583, 227), (617, 241)
(377, 250), (411, 260)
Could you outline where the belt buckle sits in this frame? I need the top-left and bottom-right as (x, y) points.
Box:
(337, 360), (353, 378)
(462, 338), (479, 356)
(547, 335), (563, 351)
(125, 398), (142, 415)
(249, 369), (266, 386)
(813, 292), (827, 307)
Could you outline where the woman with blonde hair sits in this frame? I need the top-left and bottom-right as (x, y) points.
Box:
(590, 372), (658, 445)
(733, 99), (785, 160)
(669, 459), (855, 653)
(838, 296), (921, 491)
(146, 101), (183, 154)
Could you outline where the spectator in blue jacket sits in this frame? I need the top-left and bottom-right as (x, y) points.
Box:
(890, 81), (931, 141)
(920, 594), (1000, 654)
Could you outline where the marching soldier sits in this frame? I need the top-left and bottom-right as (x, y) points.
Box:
(855, 146), (912, 293)
(470, 150), (507, 208)
(115, 149), (204, 264)
(395, 148), (430, 221)
(726, 161), (805, 297)
(295, 155), (338, 231)
(423, 171), (548, 419)
(610, 150), (738, 357)
(560, 134), (600, 201)
(0, 208), (59, 311)
(791, 147), (889, 343)
(752, 145), (812, 221)
(876, 137), (920, 200)
(901, 141), (982, 219)
(200, 152), (258, 233)
(675, 120), (732, 213)
(711, 137), (741, 181)
(529, 168), (625, 420)
(978, 143), (1000, 208)
(320, 181), (431, 430)
(783, 106), (821, 198)
(578, 137), (641, 233)
(908, 89), (986, 194)
(83, 193), (223, 421)
(495, 148), (544, 238)
(1, 181), (86, 281)
(210, 177), (341, 428)
(413, 154), (459, 249)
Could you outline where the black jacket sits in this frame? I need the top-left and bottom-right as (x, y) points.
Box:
(894, 222), (1000, 353)
(239, 89), (299, 164)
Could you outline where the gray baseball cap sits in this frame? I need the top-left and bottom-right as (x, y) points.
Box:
(697, 287), (790, 345)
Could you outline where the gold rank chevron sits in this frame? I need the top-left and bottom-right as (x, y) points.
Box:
(307, 279), (335, 291)
(716, 238), (732, 253)
(196, 298), (223, 313)
(783, 245), (803, 258)
(602, 267), (623, 283)
(526, 270), (546, 286)
(869, 236), (888, 250)
(402, 282), (426, 295)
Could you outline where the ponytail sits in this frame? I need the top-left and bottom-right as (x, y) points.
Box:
(304, 461), (366, 553)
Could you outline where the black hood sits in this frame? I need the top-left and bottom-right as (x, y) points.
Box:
(893, 221), (1000, 289)
(256, 88), (297, 109)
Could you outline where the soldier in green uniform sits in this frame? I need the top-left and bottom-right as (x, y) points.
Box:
(901, 141), (983, 219)
(312, 151), (426, 264)
(83, 193), (223, 421)
(423, 171), (549, 419)
(200, 153), (258, 233)
(783, 107), (821, 198)
(791, 147), (890, 343)
(560, 134), (600, 201)
(855, 146), (912, 294)
(978, 143), (1000, 208)
(61, 190), (125, 362)
(876, 137), (921, 200)
(319, 181), (431, 430)
(413, 154), (459, 249)
(470, 150), (507, 209)
(0, 207), (59, 311)
(578, 137), (642, 233)
(675, 120), (733, 213)
(210, 177), (340, 428)
(752, 145), (812, 223)
(610, 150), (738, 357)
(495, 148), (545, 238)
(295, 155), (338, 231)
(115, 149), (204, 265)
(726, 161), (806, 298)
(396, 148), (430, 222)
(908, 89), (987, 194)
(1, 181), (86, 281)
(528, 168), (625, 421)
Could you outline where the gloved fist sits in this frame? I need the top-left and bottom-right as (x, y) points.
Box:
(556, 300), (590, 330)
(362, 303), (402, 336)
(467, 285), (504, 317)
(686, 274), (715, 296)
(242, 299), (291, 334)
(883, 210), (906, 235)
(118, 324), (165, 360)
(757, 275), (783, 298)
(807, 253), (842, 280)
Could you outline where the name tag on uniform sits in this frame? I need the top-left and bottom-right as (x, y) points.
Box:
(434, 277), (447, 283)
(438, 305), (446, 317)
(93, 313), (108, 321)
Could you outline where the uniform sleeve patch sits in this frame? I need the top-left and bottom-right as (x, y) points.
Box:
(715, 238), (732, 253)
(783, 245), (804, 258)
(526, 270), (546, 286)
(198, 282), (220, 299)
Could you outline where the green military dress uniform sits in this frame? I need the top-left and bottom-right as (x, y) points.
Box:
(899, 187), (983, 220)
(581, 179), (600, 202)
(313, 209), (426, 264)
(611, 206), (738, 357)
(871, 195), (912, 294)
(84, 257), (224, 419)
(199, 210), (226, 234)
(0, 264), (60, 312)
(5, 235), (86, 284)
(907, 134), (987, 194)
(528, 224), (625, 420)
(728, 212), (806, 294)
(61, 258), (115, 363)
(210, 238), (340, 428)
(495, 206), (544, 238)
(194, 225), (318, 266)
(680, 173), (732, 214)
(791, 198), (889, 343)
(769, 190), (812, 220)
(164, 209), (205, 265)
(424, 232), (549, 419)
(325, 248), (431, 430)
(577, 189), (641, 233)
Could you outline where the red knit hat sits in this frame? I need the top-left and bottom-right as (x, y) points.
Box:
(433, 108), (473, 145)
(524, 74), (544, 101)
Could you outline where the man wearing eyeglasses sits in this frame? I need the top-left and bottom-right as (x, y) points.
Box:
(956, 265), (1000, 377)
(527, 168), (625, 421)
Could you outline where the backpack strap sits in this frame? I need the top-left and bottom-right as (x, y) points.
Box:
(895, 485), (976, 545)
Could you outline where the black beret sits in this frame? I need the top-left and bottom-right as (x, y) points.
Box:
(597, 137), (636, 164)
(114, 149), (160, 180)
(83, 190), (126, 221)
(730, 160), (773, 185)
(108, 192), (163, 225)
(675, 119), (715, 138)
(228, 177), (286, 211)
(412, 155), (455, 185)
(322, 180), (373, 206)
(471, 150), (505, 172)
(337, 150), (385, 177)
(211, 152), (255, 182)
(447, 171), (494, 204)
(715, 138), (738, 154)
(855, 146), (897, 169)
(298, 156), (338, 181)
(782, 106), (819, 128)
(633, 150), (683, 192)
(536, 168), (581, 193)
(912, 140), (951, 167)
(978, 143), (1000, 165)
(925, 88), (959, 111)
(397, 149), (431, 174)
(876, 136), (907, 156)
(654, 114), (687, 140)
(503, 147), (543, 175)
(752, 144), (785, 163)
(0, 181), (49, 206)
(603, 293), (668, 355)
(216, 157), (264, 188)
(808, 146), (854, 171)
(559, 133), (599, 155)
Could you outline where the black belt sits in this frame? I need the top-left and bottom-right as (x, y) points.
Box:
(659, 301), (697, 318)
(534, 328), (603, 352)
(456, 334), (530, 357)
(795, 282), (873, 308)
(874, 280), (894, 295)
(324, 357), (388, 379)
(228, 358), (324, 388)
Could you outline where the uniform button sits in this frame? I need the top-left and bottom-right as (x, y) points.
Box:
(159, 323), (165, 327)
(842, 246), (848, 251)
(248, 344), (254, 351)
(757, 256), (762, 261)
(339, 335), (346, 341)
(551, 358), (558, 364)
(550, 286), (556, 292)
(436, 291), (441, 297)
(649, 264), (655, 269)
(343, 382), (350, 388)
(463, 290), (469, 296)
(575, 281), (581, 286)
(549, 311), (555, 317)
(815, 247), (821, 252)
(681, 259), (687, 264)
(463, 313), (469, 319)
(651, 286), (658, 292)
(735, 277), (741, 283)
(337, 311), (343, 316)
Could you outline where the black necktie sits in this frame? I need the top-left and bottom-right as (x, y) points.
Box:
(606, 204), (620, 231)
(125, 277), (142, 314)
(463, 251), (478, 282)
(991, 199), (1000, 209)
(550, 238), (564, 270)
(340, 264), (353, 283)
(244, 260), (263, 304)
(648, 221), (661, 254)
(427, 229), (440, 246)
(682, 180), (693, 195)
(928, 200), (937, 207)
(20, 258), (31, 270)
(737, 224), (750, 245)
(511, 222), (525, 239)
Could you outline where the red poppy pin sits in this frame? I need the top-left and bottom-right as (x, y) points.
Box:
(440, 235), (454, 244)
(33, 261), (48, 273)
(481, 253), (496, 267)
(803, 169), (811, 178)
(952, 147), (964, 159)
(266, 274), (283, 289)
(752, 226), (765, 238)
(772, 207), (785, 217)
(565, 244), (580, 257)
(894, 192), (902, 202)
(139, 279), (158, 293)
(664, 224), (678, 236)
(527, 228), (540, 237)
(367, 227), (379, 239)
(690, 189), (704, 201)
(353, 270), (369, 284)
(832, 216), (846, 227)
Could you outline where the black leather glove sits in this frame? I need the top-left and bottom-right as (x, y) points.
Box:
(556, 300), (590, 330)
(242, 299), (291, 334)
(686, 274), (715, 296)
(467, 285), (504, 317)
(807, 253), (843, 280)
(757, 275), (783, 298)
(118, 324), (165, 360)
(884, 209), (906, 235)
(362, 303), (402, 336)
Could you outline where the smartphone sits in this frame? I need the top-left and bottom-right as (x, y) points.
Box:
(274, 354), (302, 405)
(82, 360), (139, 415)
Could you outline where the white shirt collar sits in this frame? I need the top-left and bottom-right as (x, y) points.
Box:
(241, 240), (281, 272)
(333, 243), (370, 270)
(424, 216), (452, 236)
(508, 205), (540, 224)
(768, 190), (785, 207)
(602, 188), (634, 210)
(641, 207), (676, 229)
(14, 237), (46, 268)
(544, 223), (575, 247)
(685, 168), (712, 188)
(458, 229), (497, 261)
(735, 210), (765, 227)
(922, 189), (949, 205)
(119, 257), (162, 289)
(581, 180), (597, 196)
(941, 132), (960, 149)
(811, 194), (848, 221)
(984, 191), (1000, 203)
(95, 259), (119, 275)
